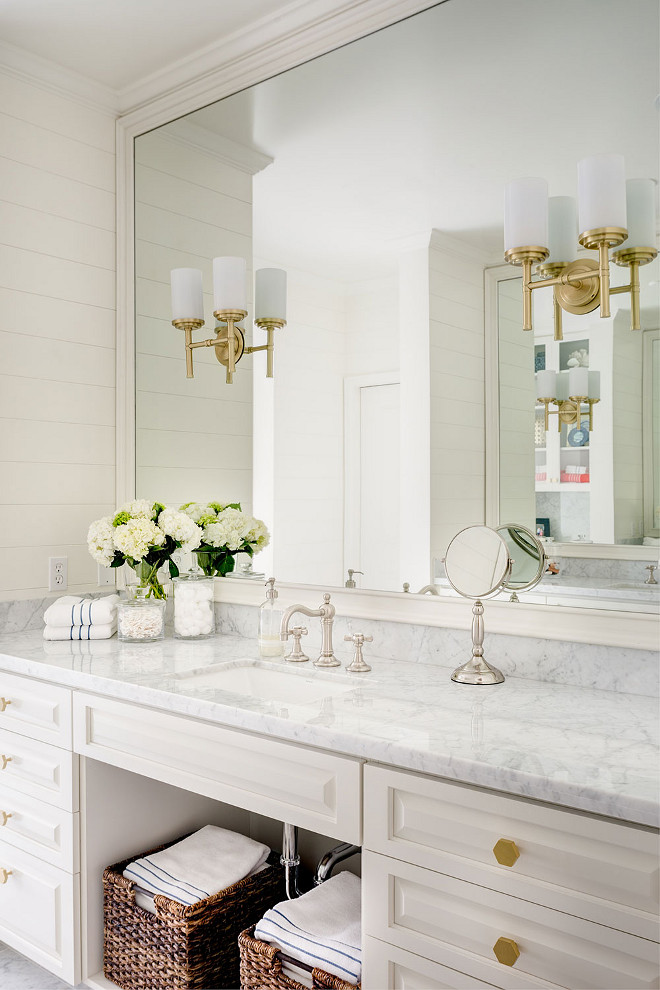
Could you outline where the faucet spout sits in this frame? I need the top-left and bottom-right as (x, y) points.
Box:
(280, 604), (322, 640)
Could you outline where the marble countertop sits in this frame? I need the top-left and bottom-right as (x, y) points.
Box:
(0, 630), (657, 829)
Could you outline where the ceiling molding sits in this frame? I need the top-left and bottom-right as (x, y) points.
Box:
(161, 120), (273, 175)
(0, 38), (118, 116)
(117, 0), (441, 124)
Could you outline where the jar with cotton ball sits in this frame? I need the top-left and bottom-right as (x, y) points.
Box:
(172, 561), (215, 639)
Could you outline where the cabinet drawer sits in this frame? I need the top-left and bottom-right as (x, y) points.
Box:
(73, 693), (362, 843)
(0, 725), (78, 812)
(0, 781), (78, 872)
(363, 851), (659, 990)
(0, 837), (80, 984)
(0, 671), (72, 748)
(364, 764), (659, 939)
(363, 936), (503, 989)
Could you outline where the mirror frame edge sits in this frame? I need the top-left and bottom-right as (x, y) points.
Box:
(116, 3), (658, 653)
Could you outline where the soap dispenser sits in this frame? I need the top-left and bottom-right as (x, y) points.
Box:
(259, 577), (284, 659)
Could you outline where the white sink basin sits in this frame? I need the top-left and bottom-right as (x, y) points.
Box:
(176, 661), (357, 706)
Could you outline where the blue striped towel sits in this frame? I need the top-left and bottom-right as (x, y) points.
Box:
(44, 594), (119, 628)
(255, 872), (361, 985)
(123, 825), (270, 908)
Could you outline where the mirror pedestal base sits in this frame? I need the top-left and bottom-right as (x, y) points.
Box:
(451, 599), (505, 685)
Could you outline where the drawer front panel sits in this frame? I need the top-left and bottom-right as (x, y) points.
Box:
(0, 781), (78, 872)
(364, 764), (659, 936)
(0, 671), (72, 748)
(0, 837), (79, 984)
(73, 693), (362, 843)
(363, 852), (659, 990)
(0, 725), (78, 812)
(363, 937), (504, 990)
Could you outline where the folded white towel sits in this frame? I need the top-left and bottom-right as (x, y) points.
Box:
(255, 872), (361, 985)
(44, 594), (119, 627)
(43, 621), (116, 641)
(124, 825), (270, 908)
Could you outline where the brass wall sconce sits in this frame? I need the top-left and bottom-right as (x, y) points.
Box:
(504, 159), (657, 340)
(171, 260), (287, 384)
(536, 368), (600, 433)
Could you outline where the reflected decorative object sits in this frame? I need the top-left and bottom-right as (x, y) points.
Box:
(536, 367), (600, 432)
(496, 524), (547, 602)
(171, 261), (287, 384)
(504, 159), (657, 339)
(180, 502), (269, 578)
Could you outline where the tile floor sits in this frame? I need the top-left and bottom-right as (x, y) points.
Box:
(0, 942), (85, 989)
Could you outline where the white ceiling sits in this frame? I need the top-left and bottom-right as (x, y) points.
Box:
(0, 0), (319, 92)
(175, 0), (659, 280)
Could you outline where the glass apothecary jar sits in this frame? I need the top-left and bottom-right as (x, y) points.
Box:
(117, 587), (166, 642)
(173, 571), (215, 639)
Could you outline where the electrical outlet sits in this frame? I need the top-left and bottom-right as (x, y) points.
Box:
(97, 563), (116, 587)
(48, 556), (68, 592)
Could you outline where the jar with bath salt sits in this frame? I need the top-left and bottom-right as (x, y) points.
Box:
(172, 568), (215, 640)
(117, 587), (166, 642)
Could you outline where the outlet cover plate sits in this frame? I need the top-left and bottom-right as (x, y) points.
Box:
(48, 556), (68, 592)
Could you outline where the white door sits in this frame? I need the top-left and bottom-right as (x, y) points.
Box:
(345, 377), (400, 591)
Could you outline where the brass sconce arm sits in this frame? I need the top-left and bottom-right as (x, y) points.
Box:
(246, 317), (286, 378)
(173, 312), (285, 382)
(537, 395), (599, 432)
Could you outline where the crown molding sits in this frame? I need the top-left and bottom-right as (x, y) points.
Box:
(161, 120), (273, 175)
(0, 38), (118, 116)
(117, 0), (441, 125)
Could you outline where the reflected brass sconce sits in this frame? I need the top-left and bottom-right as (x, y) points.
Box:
(504, 158), (657, 340)
(536, 368), (600, 432)
(171, 260), (287, 384)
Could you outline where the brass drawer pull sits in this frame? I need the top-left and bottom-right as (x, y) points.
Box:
(0, 698), (11, 712)
(0, 812), (11, 826)
(493, 837), (520, 867)
(0, 868), (12, 884)
(0, 755), (12, 770)
(493, 937), (520, 967)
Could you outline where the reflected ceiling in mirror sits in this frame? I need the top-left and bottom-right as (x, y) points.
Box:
(134, 0), (659, 605)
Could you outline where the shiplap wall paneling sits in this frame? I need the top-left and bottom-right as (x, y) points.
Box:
(0, 68), (116, 598)
(134, 128), (259, 510)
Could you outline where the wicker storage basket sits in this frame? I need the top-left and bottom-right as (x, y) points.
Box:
(239, 925), (361, 990)
(103, 840), (284, 990)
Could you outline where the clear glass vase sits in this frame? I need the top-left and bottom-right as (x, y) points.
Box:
(173, 569), (215, 639)
(117, 585), (166, 642)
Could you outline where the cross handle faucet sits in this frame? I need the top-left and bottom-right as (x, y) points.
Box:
(280, 594), (340, 667)
(645, 564), (658, 585)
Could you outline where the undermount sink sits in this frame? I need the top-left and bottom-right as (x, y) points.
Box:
(175, 661), (358, 706)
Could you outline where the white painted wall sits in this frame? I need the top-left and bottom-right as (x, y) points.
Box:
(428, 232), (489, 569)
(134, 126), (258, 510)
(612, 311), (644, 542)
(0, 67), (116, 599)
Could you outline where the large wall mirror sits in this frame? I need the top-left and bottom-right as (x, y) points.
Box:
(132, 0), (659, 616)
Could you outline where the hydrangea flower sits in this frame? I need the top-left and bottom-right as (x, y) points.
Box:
(179, 501), (270, 576)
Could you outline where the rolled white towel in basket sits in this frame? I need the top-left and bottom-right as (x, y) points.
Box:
(255, 872), (361, 986)
(124, 825), (270, 914)
(44, 594), (119, 627)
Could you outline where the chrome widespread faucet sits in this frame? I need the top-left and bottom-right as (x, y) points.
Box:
(280, 593), (340, 667)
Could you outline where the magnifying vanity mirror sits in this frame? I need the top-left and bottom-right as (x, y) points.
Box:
(124, 0), (659, 644)
(446, 524), (546, 685)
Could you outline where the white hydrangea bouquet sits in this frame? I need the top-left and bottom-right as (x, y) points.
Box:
(180, 501), (269, 577)
(87, 500), (202, 599)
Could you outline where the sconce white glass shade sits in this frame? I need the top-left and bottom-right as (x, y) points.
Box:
(569, 367), (589, 396)
(625, 178), (657, 249)
(255, 268), (287, 320)
(547, 197), (577, 264)
(555, 372), (570, 401)
(588, 371), (601, 400)
(536, 370), (556, 398)
(171, 268), (204, 322)
(577, 154), (627, 234)
(213, 256), (247, 312)
(505, 177), (548, 251)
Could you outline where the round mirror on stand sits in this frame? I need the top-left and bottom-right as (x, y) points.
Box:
(496, 524), (547, 602)
(444, 525), (512, 685)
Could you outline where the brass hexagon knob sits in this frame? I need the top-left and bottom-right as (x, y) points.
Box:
(493, 936), (520, 967)
(493, 837), (520, 867)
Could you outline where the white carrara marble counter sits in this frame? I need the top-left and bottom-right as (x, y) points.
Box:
(0, 630), (657, 829)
